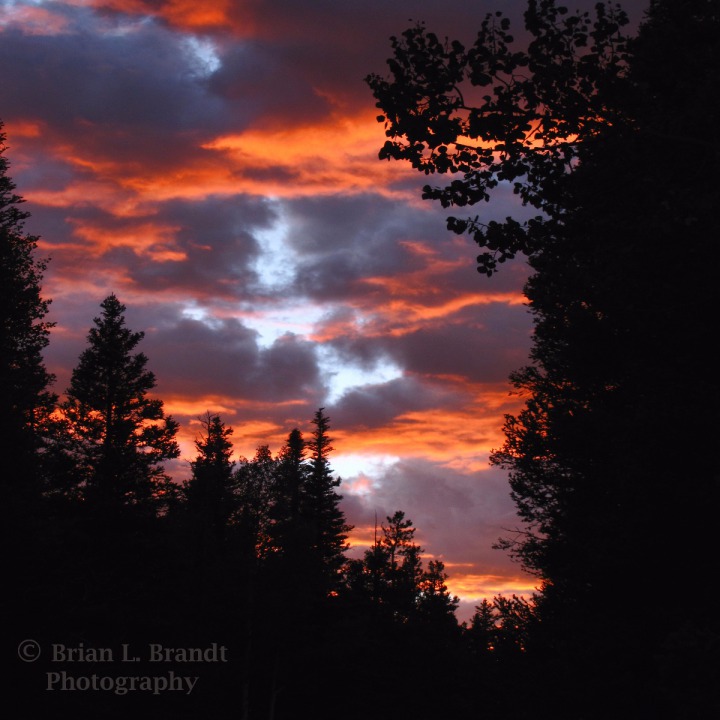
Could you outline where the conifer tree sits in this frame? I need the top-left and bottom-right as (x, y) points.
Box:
(466, 599), (498, 657)
(185, 413), (236, 547)
(274, 428), (306, 525)
(60, 295), (179, 514)
(267, 428), (310, 565)
(0, 122), (56, 502)
(351, 510), (429, 622)
(2, 122), (58, 666)
(304, 408), (352, 596)
(234, 444), (277, 560)
(379, 510), (423, 618)
(416, 559), (460, 627)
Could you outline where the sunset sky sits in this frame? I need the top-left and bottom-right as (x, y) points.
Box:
(1, 0), (645, 619)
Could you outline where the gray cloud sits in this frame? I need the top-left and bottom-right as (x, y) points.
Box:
(329, 375), (460, 430)
(141, 314), (324, 403)
(340, 458), (526, 575)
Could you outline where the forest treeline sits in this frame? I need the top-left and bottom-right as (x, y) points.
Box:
(3, 129), (527, 718)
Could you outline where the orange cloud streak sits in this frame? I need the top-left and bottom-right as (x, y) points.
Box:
(69, 219), (185, 259)
(86, 0), (239, 31)
(332, 387), (523, 471)
(446, 572), (538, 602)
(200, 110), (421, 199)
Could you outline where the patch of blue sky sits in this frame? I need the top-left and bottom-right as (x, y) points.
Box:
(179, 302), (221, 327)
(182, 34), (222, 77)
(243, 303), (326, 349)
(251, 203), (297, 293)
(316, 345), (403, 405)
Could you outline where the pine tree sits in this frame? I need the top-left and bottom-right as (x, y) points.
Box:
(416, 559), (460, 628)
(351, 510), (427, 621)
(60, 294), (179, 514)
(274, 428), (306, 525)
(2, 122), (58, 668)
(466, 599), (498, 657)
(0, 122), (56, 504)
(304, 408), (352, 596)
(379, 510), (423, 619)
(185, 413), (236, 548)
(267, 428), (310, 567)
(234, 444), (277, 561)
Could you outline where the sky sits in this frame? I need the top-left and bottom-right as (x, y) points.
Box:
(1, 0), (645, 620)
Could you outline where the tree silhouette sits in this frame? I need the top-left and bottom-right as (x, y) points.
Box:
(368, 1), (720, 716)
(2, 122), (59, 702)
(466, 599), (498, 657)
(0, 122), (56, 505)
(60, 294), (179, 515)
(303, 407), (352, 597)
(379, 510), (423, 616)
(272, 428), (306, 532)
(185, 412), (236, 551)
(350, 510), (458, 627)
(416, 559), (460, 628)
(366, 0), (631, 276)
(266, 428), (311, 590)
(234, 444), (277, 561)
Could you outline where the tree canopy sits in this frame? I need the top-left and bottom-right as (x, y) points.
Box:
(366, 0), (633, 276)
(367, 1), (720, 716)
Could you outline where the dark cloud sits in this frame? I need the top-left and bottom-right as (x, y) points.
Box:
(0, 8), (232, 171)
(0, 10), (222, 128)
(125, 195), (276, 297)
(286, 194), (427, 299)
(222, 1), (535, 113)
(286, 185), (536, 303)
(141, 315), (324, 403)
(329, 301), (532, 384)
(207, 39), (335, 128)
(329, 375), (460, 430)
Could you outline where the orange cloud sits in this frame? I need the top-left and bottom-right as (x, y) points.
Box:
(160, 395), (311, 463)
(333, 387), (522, 471)
(201, 109), (419, 199)
(446, 571), (538, 600)
(8, 103), (417, 229)
(68, 219), (185, 259)
(71, 0), (229, 27)
(20, 112), (407, 211)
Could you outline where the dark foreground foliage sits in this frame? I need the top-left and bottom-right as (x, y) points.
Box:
(368, 0), (720, 717)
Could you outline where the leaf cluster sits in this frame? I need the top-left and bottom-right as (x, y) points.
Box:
(366, 1), (631, 274)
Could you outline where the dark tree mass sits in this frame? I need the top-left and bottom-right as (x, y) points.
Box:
(5, 1), (719, 719)
(0, 121), (55, 507)
(368, 0), (719, 717)
(57, 294), (180, 513)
